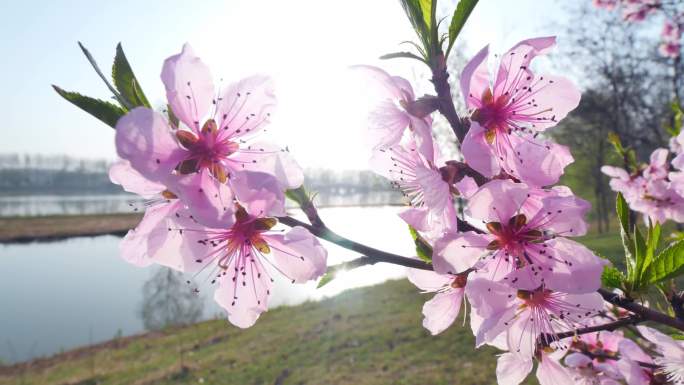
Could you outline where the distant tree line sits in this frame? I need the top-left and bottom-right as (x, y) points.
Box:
(0, 154), (398, 200)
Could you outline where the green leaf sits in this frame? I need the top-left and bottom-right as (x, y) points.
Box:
(601, 265), (625, 290)
(53, 85), (126, 128)
(640, 222), (661, 279)
(77, 42), (131, 110)
(417, 0), (432, 32)
(409, 226), (433, 263)
(633, 225), (647, 288)
(399, 0), (431, 49)
(607, 132), (624, 154)
(615, 193), (636, 280)
(112, 43), (150, 108)
(379, 51), (426, 62)
(446, 0), (478, 55)
(667, 99), (683, 136)
(668, 230), (684, 242)
(641, 240), (684, 285)
(671, 333), (684, 341)
(317, 272), (334, 289)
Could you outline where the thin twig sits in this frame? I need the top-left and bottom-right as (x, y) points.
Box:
(599, 288), (684, 332)
(551, 315), (644, 341)
(278, 216), (432, 270)
(430, 56), (469, 143)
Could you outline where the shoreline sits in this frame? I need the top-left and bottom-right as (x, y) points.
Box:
(0, 204), (405, 244)
(0, 213), (142, 244)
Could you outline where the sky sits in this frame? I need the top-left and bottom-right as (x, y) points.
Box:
(0, 0), (566, 170)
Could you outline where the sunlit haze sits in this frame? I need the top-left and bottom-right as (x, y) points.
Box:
(1, 0), (564, 170)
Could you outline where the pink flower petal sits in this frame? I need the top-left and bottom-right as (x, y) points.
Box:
(544, 238), (608, 293)
(496, 352), (533, 385)
(120, 200), (182, 267)
(513, 74), (580, 132)
(407, 268), (452, 291)
(494, 36), (557, 98)
(109, 160), (165, 198)
(263, 226), (328, 283)
(461, 122), (500, 178)
(467, 179), (529, 223)
(115, 107), (186, 183)
(433, 231), (492, 275)
(536, 353), (573, 385)
(228, 141), (304, 189)
(421, 290), (463, 335)
(161, 43), (215, 131)
(170, 169), (236, 229)
(564, 352), (592, 368)
(454, 176), (479, 199)
(351, 65), (409, 101)
(214, 256), (272, 329)
(215, 75), (276, 139)
(510, 139), (573, 187)
(230, 170), (286, 217)
(461, 45), (491, 109)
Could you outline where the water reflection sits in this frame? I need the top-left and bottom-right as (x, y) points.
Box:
(0, 206), (414, 363)
(0, 194), (140, 217)
(140, 269), (205, 331)
(0, 193), (403, 217)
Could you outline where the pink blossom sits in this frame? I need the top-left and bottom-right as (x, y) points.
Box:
(617, 338), (656, 385)
(563, 330), (626, 384)
(496, 346), (574, 385)
(622, 0), (658, 22)
(370, 133), (457, 235)
(434, 180), (605, 293)
(659, 40), (681, 58)
(601, 165), (639, 201)
(407, 268), (465, 335)
(353, 65), (434, 157)
(662, 19), (682, 42)
(174, 207), (327, 328)
(604, 148), (684, 224)
(593, 0), (618, 10)
(460, 37), (579, 186)
(636, 325), (684, 384)
(467, 276), (603, 357)
(109, 160), (188, 268)
(115, 44), (303, 226)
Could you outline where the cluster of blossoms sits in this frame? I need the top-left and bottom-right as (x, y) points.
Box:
(110, 44), (327, 328)
(558, 319), (684, 384)
(593, 0), (683, 58)
(97, 23), (684, 385)
(359, 36), (636, 384)
(602, 131), (684, 224)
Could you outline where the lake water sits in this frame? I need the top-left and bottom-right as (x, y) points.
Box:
(0, 194), (138, 217)
(0, 192), (402, 217)
(0, 206), (416, 363)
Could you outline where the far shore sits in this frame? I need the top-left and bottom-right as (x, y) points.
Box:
(0, 213), (141, 244)
(0, 203), (404, 244)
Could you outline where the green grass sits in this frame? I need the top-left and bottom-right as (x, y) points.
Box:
(1, 232), (633, 385)
(2, 278), (536, 385)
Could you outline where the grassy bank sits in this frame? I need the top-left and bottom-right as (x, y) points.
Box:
(0, 278), (526, 385)
(0, 213), (141, 243)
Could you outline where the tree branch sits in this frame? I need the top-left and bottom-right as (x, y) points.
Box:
(599, 288), (684, 332)
(551, 315), (644, 342)
(278, 215), (432, 271)
(430, 56), (469, 143)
